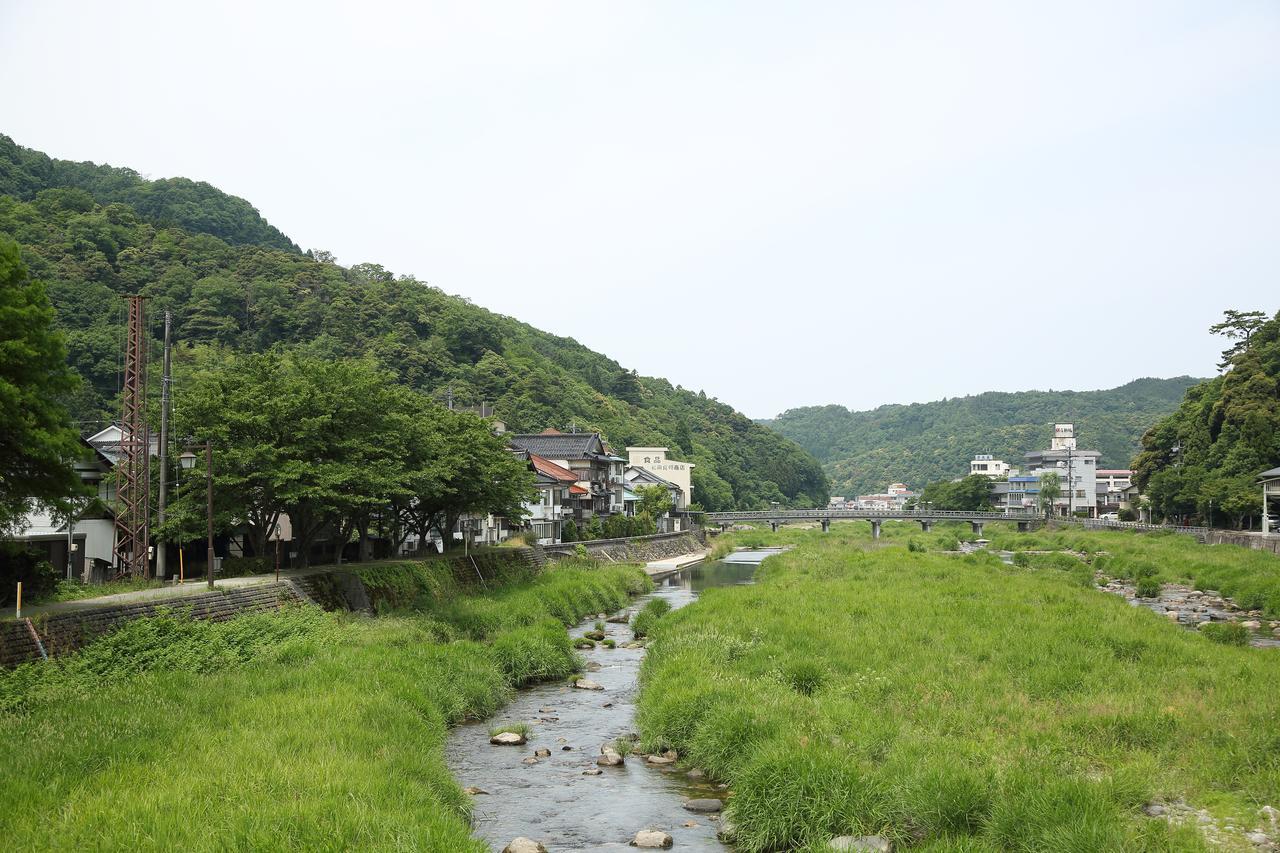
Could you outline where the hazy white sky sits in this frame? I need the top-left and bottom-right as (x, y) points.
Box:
(3, 1), (1277, 418)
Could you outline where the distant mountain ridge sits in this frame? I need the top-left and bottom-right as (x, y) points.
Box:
(0, 133), (827, 511)
(761, 377), (1202, 496)
(0, 134), (298, 252)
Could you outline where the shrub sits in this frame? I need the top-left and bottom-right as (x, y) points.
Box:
(0, 544), (60, 606)
(561, 519), (579, 543)
(782, 660), (826, 696)
(217, 556), (271, 578)
(1135, 577), (1161, 598)
(490, 618), (579, 685)
(632, 600), (671, 639)
(1012, 551), (1030, 567)
(1200, 622), (1249, 646)
(907, 539), (925, 553)
(488, 721), (531, 738)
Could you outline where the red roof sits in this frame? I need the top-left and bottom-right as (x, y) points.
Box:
(1096, 469), (1133, 475)
(569, 485), (589, 496)
(530, 454), (578, 482)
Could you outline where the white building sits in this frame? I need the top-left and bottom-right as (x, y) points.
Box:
(970, 454), (1011, 478)
(626, 447), (694, 508)
(1023, 424), (1101, 517)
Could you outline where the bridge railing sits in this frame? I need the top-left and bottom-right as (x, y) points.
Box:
(705, 509), (1037, 522)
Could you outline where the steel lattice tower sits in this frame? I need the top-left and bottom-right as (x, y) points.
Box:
(115, 295), (151, 577)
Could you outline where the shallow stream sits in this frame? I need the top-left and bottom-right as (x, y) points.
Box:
(445, 553), (771, 851)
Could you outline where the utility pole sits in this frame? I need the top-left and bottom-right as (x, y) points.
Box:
(1065, 444), (1074, 519)
(156, 311), (172, 580)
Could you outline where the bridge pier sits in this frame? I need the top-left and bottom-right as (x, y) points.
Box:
(971, 521), (985, 537)
(821, 519), (830, 533)
(720, 522), (731, 533)
(1017, 521), (1030, 533)
(770, 521), (779, 533)
(870, 520), (882, 540)
(919, 520), (933, 533)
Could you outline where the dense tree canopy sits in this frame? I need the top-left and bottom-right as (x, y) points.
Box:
(166, 349), (534, 564)
(1133, 310), (1280, 528)
(0, 236), (84, 532)
(765, 377), (1200, 497)
(917, 475), (994, 512)
(0, 137), (828, 511)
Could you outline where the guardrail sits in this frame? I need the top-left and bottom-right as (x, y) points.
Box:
(705, 509), (1037, 522)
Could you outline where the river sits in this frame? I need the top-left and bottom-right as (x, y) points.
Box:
(444, 551), (775, 851)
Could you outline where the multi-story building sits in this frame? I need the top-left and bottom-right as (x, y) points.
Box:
(508, 430), (625, 521)
(523, 454), (579, 544)
(626, 447), (694, 507)
(1022, 423), (1101, 517)
(1095, 469), (1133, 515)
(969, 455), (1011, 478)
(855, 483), (918, 510)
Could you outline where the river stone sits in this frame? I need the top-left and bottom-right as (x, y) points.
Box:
(1143, 803), (1167, 817)
(829, 836), (892, 852)
(464, 786), (488, 795)
(1165, 611), (1179, 620)
(583, 767), (603, 776)
(598, 746), (625, 766)
(687, 768), (706, 779)
(645, 755), (675, 765)
(502, 839), (548, 853)
(534, 748), (551, 758)
(522, 756), (539, 765)
(490, 732), (526, 746)
(631, 829), (674, 849)
(574, 678), (604, 690)
(1242, 620), (1262, 630)
(684, 798), (722, 813)
(585, 630), (606, 641)
(561, 745), (573, 751)
(607, 614), (630, 624)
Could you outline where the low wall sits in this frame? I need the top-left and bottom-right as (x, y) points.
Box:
(0, 581), (309, 668)
(1204, 530), (1280, 555)
(542, 529), (706, 563)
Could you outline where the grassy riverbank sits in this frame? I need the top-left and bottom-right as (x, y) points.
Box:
(0, 560), (648, 850)
(639, 527), (1280, 851)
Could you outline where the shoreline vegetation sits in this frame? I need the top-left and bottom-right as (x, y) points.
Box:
(0, 558), (649, 850)
(637, 522), (1280, 851)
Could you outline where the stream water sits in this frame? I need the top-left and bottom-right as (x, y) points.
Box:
(445, 552), (771, 851)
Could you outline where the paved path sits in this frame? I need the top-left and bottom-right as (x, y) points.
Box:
(644, 550), (709, 579)
(17, 567), (322, 618)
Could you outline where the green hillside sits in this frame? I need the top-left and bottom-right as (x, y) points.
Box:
(763, 377), (1201, 497)
(0, 134), (827, 511)
(1133, 309), (1280, 527)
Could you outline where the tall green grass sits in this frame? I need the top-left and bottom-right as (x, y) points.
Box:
(638, 531), (1279, 851)
(0, 561), (648, 850)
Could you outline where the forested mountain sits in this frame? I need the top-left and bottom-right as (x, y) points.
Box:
(0, 135), (827, 511)
(763, 377), (1200, 496)
(0, 135), (297, 252)
(1133, 310), (1280, 527)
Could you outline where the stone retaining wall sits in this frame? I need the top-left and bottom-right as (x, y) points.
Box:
(542, 529), (706, 563)
(1204, 530), (1280, 555)
(0, 581), (308, 668)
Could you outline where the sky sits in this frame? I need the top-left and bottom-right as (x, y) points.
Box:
(2, 1), (1278, 419)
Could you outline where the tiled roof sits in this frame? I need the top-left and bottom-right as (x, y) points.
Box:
(530, 454), (578, 482)
(509, 432), (606, 460)
(569, 485), (590, 496)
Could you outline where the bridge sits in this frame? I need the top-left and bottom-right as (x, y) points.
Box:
(704, 509), (1039, 538)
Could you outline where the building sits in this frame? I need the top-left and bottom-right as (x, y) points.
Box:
(855, 483), (918, 511)
(969, 455), (1011, 478)
(1022, 423), (1101, 517)
(5, 440), (117, 580)
(525, 454), (578, 544)
(507, 430), (625, 520)
(1095, 469), (1133, 515)
(626, 447), (694, 508)
(992, 475), (1039, 514)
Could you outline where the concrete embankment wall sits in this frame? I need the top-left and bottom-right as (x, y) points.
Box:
(1204, 530), (1280, 555)
(0, 581), (310, 667)
(0, 548), (546, 668)
(542, 529), (706, 563)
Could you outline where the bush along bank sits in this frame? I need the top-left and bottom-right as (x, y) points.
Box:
(0, 560), (649, 851)
(635, 530), (1280, 851)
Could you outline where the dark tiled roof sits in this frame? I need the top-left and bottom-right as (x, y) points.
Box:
(509, 432), (605, 460)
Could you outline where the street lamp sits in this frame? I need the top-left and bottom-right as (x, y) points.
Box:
(179, 443), (215, 589)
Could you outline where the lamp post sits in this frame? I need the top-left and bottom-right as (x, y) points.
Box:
(179, 444), (215, 589)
